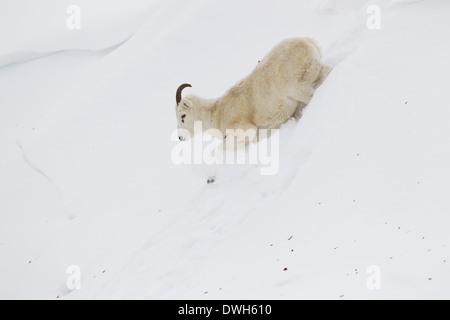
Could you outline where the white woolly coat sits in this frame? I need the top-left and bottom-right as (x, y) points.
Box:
(176, 37), (331, 141)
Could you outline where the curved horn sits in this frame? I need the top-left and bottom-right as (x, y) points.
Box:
(176, 83), (192, 105)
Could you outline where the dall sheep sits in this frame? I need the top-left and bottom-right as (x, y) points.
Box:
(175, 37), (331, 146)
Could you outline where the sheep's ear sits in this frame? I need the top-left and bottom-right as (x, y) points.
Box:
(181, 99), (193, 109)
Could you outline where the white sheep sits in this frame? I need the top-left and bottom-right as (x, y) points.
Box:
(175, 37), (331, 145)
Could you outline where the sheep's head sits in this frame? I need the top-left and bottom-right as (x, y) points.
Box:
(175, 83), (195, 141)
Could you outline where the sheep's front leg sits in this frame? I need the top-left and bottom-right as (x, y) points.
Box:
(225, 123), (258, 150)
(206, 123), (257, 184)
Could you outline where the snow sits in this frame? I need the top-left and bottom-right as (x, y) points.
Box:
(0, 0), (164, 67)
(1, 0), (449, 300)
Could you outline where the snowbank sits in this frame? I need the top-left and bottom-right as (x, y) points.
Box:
(0, 0), (163, 67)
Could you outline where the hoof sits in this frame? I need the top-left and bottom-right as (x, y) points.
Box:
(207, 177), (216, 184)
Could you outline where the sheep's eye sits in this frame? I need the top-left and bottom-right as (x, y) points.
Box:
(181, 114), (186, 123)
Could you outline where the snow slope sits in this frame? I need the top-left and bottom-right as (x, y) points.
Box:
(1, 0), (449, 299)
(0, 0), (165, 67)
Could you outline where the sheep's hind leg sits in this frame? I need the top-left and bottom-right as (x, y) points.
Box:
(287, 84), (315, 120)
(293, 102), (307, 120)
(294, 84), (315, 106)
(313, 65), (332, 89)
(292, 65), (332, 120)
